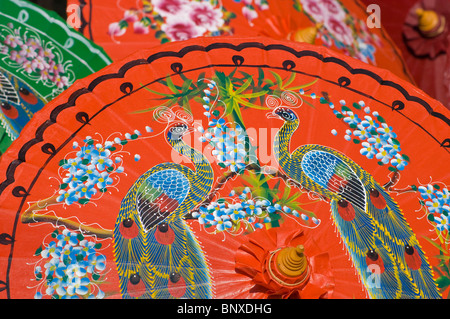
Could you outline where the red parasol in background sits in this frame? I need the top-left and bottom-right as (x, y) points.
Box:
(360, 0), (450, 110)
(66, 0), (414, 83)
(0, 36), (448, 299)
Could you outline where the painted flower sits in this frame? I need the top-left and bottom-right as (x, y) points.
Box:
(242, 6), (258, 24)
(123, 10), (139, 23)
(107, 22), (127, 37)
(343, 111), (360, 126)
(96, 171), (114, 189)
(419, 184), (435, 200)
(426, 198), (442, 214)
(57, 188), (80, 205)
(77, 182), (98, 199)
(353, 123), (372, 140)
(390, 154), (408, 171)
(377, 123), (397, 139)
(375, 147), (393, 164)
(26, 37), (41, 50)
(436, 188), (450, 205)
(188, 1), (224, 32)
(359, 115), (379, 132)
(133, 21), (150, 34)
(367, 135), (387, 149)
(39, 47), (55, 60)
(324, 16), (354, 46)
(360, 141), (377, 159)
(19, 44), (38, 59)
(434, 214), (450, 232)
(161, 15), (206, 41)
(153, 0), (188, 16)
(301, 0), (327, 22)
(228, 159), (246, 173)
(53, 74), (70, 89)
(321, 0), (346, 20)
(192, 206), (214, 224)
(211, 214), (233, 232)
(228, 203), (246, 221)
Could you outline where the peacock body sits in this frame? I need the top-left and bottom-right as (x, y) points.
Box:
(270, 107), (441, 299)
(113, 123), (214, 299)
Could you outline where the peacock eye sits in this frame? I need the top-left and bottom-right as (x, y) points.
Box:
(19, 87), (38, 105)
(123, 218), (134, 228)
(129, 273), (141, 285)
(169, 272), (181, 283)
(369, 188), (380, 198)
(338, 199), (348, 208)
(366, 249), (379, 261)
(405, 245), (415, 255)
(158, 222), (169, 233)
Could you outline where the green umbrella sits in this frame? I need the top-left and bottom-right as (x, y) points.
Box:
(0, 0), (111, 153)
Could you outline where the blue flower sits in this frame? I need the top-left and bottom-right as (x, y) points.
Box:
(434, 214), (450, 232)
(76, 144), (95, 161)
(375, 147), (393, 164)
(78, 182), (97, 199)
(244, 199), (263, 216)
(343, 111), (361, 126)
(211, 215), (232, 232)
(354, 123), (372, 140)
(360, 141), (377, 159)
(62, 157), (85, 175)
(67, 277), (90, 296)
(426, 198), (442, 214)
(96, 171), (113, 189)
(192, 206), (214, 225)
(228, 203), (246, 221)
(436, 188), (450, 205)
(390, 154), (408, 171)
(377, 123), (397, 139)
(57, 188), (80, 205)
(229, 160), (246, 173)
(419, 185), (435, 200)
(57, 229), (79, 246)
(209, 118), (226, 129)
(367, 135), (388, 149)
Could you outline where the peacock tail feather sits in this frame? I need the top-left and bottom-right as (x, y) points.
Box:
(113, 131), (214, 299)
(274, 117), (441, 299)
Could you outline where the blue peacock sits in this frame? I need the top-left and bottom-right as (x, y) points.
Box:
(268, 106), (441, 299)
(113, 122), (214, 299)
(0, 70), (46, 154)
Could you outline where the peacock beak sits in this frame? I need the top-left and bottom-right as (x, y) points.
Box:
(266, 111), (278, 119)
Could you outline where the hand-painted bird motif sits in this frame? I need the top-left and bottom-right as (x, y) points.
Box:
(113, 122), (214, 299)
(268, 107), (441, 299)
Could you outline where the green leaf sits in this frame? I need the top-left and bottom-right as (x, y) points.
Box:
(59, 159), (68, 166)
(34, 246), (43, 256)
(59, 183), (68, 190)
(352, 102), (362, 110)
(377, 115), (386, 123)
(436, 276), (450, 289)
(78, 198), (90, 205)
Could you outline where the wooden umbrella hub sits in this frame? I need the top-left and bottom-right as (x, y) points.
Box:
(416, 8), (446, 37)
(267, 245), (310, 287)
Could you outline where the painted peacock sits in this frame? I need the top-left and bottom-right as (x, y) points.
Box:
(268, 107), (441, 299)
(0, 70), (45, 154)
(113, 122), (214, 299)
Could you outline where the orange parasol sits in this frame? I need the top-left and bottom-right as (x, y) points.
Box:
(0, 36), (448, 299)
(66, 0), (413, 83)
